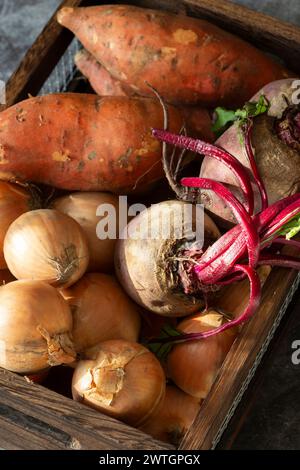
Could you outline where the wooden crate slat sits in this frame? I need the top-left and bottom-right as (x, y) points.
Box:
(0, 368), (173, 450)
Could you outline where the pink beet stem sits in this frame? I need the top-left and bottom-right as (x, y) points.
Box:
(215, 271), (247, 286)
(153, 264), (261, 343)
(181, 177), (259, 284)
(261, 197), (300, 241)
(199, 224), (241, 268)
(153, 129), (254, 215)
(244, 120), (269, 211)
(187, 195), (300, 286)
(258, 254), (300, 270)
(271, 237), (300, 249)
(255, 194), (300, 232)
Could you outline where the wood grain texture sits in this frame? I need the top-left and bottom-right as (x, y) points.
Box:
(0, 368), (172, 450)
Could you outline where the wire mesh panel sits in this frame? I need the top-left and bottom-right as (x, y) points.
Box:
(39, 39), (81, 95)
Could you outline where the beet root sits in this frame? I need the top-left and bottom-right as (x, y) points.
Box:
(115, 200), (220, 317)
(200, 78), (300, 226)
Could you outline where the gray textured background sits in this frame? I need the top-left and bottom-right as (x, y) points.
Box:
(233, 0), (300, 25)
(0, 0), (61, 82)
(0, 0), (300, 450)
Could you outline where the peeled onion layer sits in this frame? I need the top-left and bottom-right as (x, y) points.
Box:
(4, 209), (89, 288)
(0, 280), (76, 374)
(53, 192), (120, 272)
(72, 340), (166, 426)
(60, 272), (141, 354)
(140, 385), (201, 445)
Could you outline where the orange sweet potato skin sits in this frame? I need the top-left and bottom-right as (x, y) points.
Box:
(0, 93), (183, 192)
(58, 5), (290, 107)
(75, 48), (215, 142)
(75, 49), (134, 97)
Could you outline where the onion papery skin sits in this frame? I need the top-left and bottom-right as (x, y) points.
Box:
(53, 192), (120, 272)
(140, 385), (201, 445)
(0, 280), (76, 374)
(0, 182), (37, 269)
(60, 273), (141, 354)
(72, 340), (166, 427)
(167, 311), (237, 398)
(4, 209), (89, 288)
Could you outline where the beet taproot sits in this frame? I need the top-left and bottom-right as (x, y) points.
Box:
(115, 200), (220, 317)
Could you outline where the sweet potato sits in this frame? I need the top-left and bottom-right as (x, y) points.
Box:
(182, 107), (214, 143)
(57, 5), (290, 107)
(75, 49), (134, 97)
(200, 78), (300, 225)
(0, 93), (183, 192)
(75, 48), (214, 142)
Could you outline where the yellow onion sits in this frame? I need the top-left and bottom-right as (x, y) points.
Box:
(72, 340), (165, 426)
(4, 209), (89, 288)
(140, 385), (201, 445)
(0, 182), (38, 269)
(53, 192), (120, 272)
(167, 311), (237, 399)
(60, 273), (141, 353)
(0, 280), (76, 374)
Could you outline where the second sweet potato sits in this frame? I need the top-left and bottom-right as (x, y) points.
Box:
(75, 48), (214, 142)
(75, 49), (134, 98)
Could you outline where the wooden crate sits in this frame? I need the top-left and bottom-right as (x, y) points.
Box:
(1, 0), (300, 450)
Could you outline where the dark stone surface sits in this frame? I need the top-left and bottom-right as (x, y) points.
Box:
(232, 0), (300, 26)
(0, 0), (300, 450)
(0, 0), (61, 83)
(220, 294), (300, 450)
